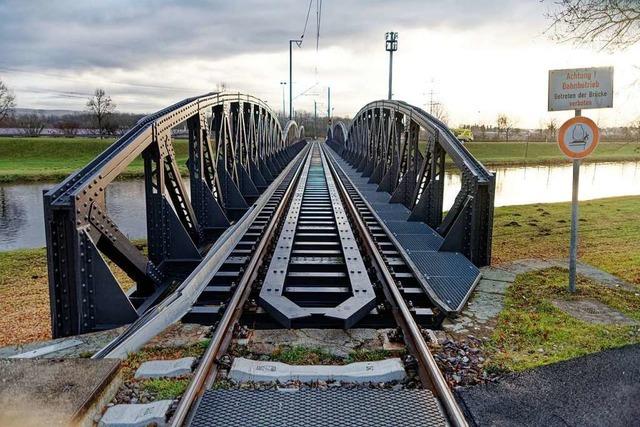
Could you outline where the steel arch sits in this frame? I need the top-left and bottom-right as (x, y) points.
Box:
(44, 92), (306, 337)
(327, 99), (494, 266)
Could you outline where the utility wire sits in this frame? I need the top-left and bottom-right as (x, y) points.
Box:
(301, 0), (313, 40)
(316, 0), (323, 52)
(293, 82), (320, 100)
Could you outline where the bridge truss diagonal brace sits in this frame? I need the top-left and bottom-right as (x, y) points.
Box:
(43, 91), (304, 339)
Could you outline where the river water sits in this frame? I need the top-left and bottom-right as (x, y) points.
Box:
(1, 161), (639, 251)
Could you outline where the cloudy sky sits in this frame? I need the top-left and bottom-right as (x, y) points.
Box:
(0, 0), (638, 127)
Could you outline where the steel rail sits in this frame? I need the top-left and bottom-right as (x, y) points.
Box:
(94, 143), (310, 359)
(323, 145), (474, 316)
(171, 144), (313, 427)
(322, 143), (468, 427)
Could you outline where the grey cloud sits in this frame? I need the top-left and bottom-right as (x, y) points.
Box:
(0, 0), (535, 72)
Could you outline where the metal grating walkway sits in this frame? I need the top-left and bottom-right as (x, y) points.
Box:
(324, 145), (480, 313)
(190, 389), (447, 427)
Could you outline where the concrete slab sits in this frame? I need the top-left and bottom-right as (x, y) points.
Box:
(475, 279), (510, 295)
(8, 339), (83, 358)
(551, 299), (638, 325)
(134, 357), (196, 379)
(499, 259), (637, 292)
(98, 400), (172, 427)
(480, 267), (516, 283)
(0, 327), (126, 359)
(229, 357), (405, 383)
(0, 358), (120, 426)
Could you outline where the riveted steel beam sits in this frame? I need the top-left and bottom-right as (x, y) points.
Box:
(326, 99), (495, 267)
(44, 92), (306, 337)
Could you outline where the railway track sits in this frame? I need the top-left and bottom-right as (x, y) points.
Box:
(122, 141), (465, 426)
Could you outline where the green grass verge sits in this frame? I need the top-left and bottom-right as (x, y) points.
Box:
(1, 137), (639, 183)
(0, 136), (189, 183)
(416, 140), (640, 168)
(463, 141), (640, 167)
(492, 195), (640, 286)
(488, 267), (640, 372)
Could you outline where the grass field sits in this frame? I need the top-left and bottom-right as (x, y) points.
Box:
(463, 140), (640, 167)
(489, 195), (640, 372)
(0, 137), (189, 183)
(1, 136), (639, 183)
(492, 195), (640, 284)
(1, 195), (638, 349)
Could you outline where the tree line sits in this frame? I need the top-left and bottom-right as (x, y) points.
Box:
(0, 85), (143, 138)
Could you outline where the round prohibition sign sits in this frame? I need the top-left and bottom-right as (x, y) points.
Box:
(557, 116), (600, 159)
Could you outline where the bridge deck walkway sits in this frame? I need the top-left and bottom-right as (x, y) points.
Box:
(324, 145), (480, 313)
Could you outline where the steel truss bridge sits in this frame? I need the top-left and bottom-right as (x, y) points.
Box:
(44, 93), (494, 337)
(43, 91), (494, 426)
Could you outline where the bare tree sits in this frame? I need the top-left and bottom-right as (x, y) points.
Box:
(86, 88), (116, 138)
(18, 113), (46, 137)
(497, 114), (516, 142)
(631, 118), (640, 143)
(430, 103), (449, 125)
(0, 79), (16, 123)
(546, 0), (640, 50)
(545, 117), (558, 142)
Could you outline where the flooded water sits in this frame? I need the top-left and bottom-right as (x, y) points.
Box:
(1, 161), (639, 251)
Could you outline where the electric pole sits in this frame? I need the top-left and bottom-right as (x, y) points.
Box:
(327, 87), (331, 125)
(385, 32), (398, 100)
(280, 81), (287, 118)
(289, 39), (302, 120)
(314, 100), (317, 139)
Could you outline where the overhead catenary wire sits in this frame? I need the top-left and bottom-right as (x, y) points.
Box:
(301, 0), (313, 40)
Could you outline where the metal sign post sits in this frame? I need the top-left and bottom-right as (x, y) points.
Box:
(549, 66), (611, 292)
(568, 109), (581, 292)
(556, 114), (600, 292)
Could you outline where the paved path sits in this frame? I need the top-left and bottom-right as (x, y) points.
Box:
(457, 344), (640, 426)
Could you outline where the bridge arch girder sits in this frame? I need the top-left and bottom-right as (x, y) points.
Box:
(326, 99), (494, 266)
(44, 92), (307, 338)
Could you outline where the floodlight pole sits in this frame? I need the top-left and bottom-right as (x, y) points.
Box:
(385, 32), (398, 100)
(289, 39), (302, 120)
(327, 87), (331, 124)
(280, 81), (287, 118)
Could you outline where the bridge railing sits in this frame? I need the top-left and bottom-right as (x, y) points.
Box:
(44, 92), (306, 337)
(326, 100), (495, 266)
